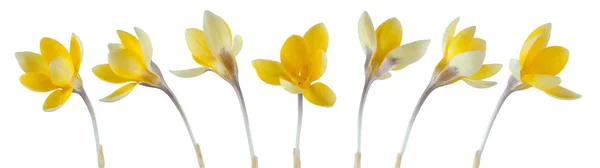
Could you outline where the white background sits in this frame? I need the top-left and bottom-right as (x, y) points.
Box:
(0, 0), (598, 167)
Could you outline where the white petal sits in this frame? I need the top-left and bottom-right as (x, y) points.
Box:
(108, 43), (124, 52)
(442, 18), (460, 52)
(378, 72), (392, 80)
(232, 35), (243, 57)
(448, 51), (485, 77)
(522, 74), (561, 90)
(279, 78), (303, 94)
(509, 59), (521, 81)
(203, 10), (232, 57)
(386, 39), (430, 68)
(358, 11), (377, 57)
(134, 27), (153, 68)
(463, 79), (497, 88)
(170, 67), (210, 78)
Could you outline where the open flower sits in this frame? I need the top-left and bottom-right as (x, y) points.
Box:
(354, 11), (430, 168)
(93, 27), (206, 167)
(394, 18), (501, 168)
(170, 10), (258, 168)
(16, 34), (105, 167)
(251, 23), (333, 168)
(473, 23), (581, 168)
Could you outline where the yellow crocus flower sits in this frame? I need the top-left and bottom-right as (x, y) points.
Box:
(354, 11), (431, 168)
(473, 23), (581, 168)
(16, 34), (105, 168)
(170, 11), (257, 168)
(93, 27), (206, 167)
(395, 18), (502, 168)
(251, 23), (334, 168)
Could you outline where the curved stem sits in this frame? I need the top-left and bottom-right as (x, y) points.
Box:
(357, 79), (373, 153)
(397, 83), (436, 163)
(163, 87), (205, 168)
(78, 89), (104, 168)
(231, 82), (256, 158)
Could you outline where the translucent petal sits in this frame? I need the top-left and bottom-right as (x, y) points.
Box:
(40, 37), (69, 64)
(522, 74), (561, 90)
(252, 59), (288, 85)
(280, 35), (309, 77)
(378, 72), (392, 80)
(70, 33), (83, 74)
(116, 30), (143, 56)
(543, 86), (581, 100)
(170, 67), (210, 78)
(442, 18), (459, 54)
(520, 24), (551, 67)
(203, 10), (232, 57)
(280, 78), (303, 94)
(463, 79), (497, 88)
(509, 59), (521, 81)
(93, 64), (130, 84)
(469, 64), (502, 80)
(232, 35), (243, 57)
(522, 46), (569, 76)
(386, 39), (430, 68)
(43, 88), (72, 112)
(108, 49), (146, 80)
(185, 28), (215, 67)
(304, 23), (329, 52)
(448, 51), (485, 77)
(49, 57), (74, 87)
(20, 72), (57, 92)
(134, 27), (153, 68)
(303, 82), (336, 107)
(447, 26), (476, 59)
(358, 11), (377, 57)
(15, 52), (48, 73)
(108, 43), (123, 52)
(100, 83), (137, 102)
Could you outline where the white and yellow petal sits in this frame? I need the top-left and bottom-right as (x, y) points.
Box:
(43, 88), (73, 112)
(232, 35), (243, 57)
(170, 67), (211, 78)
(280, 78), (303, 94)
(358, 11), (377, 56)
(252, 59), (288, 85)
(100, 83), (138, 102)
(522, 46), (568, 76)
(543, 86), (581, 100)
(134, 27), (153, 68)
(185, 28), (216, 67)
(463, 79), (497, 88)
(447, 51), (485, 77)
(520, 24), (551, 67)
(386, 39), (430, 68)
(469, 64), (502, 80)
(108, 43), (124, 52)
(469, 38), (486, 51)
(93, 64), (130, 84)
(442, 18), (459, 54)
(70, 33), (83, 74)
(509, 59), (521, 81)
(15, 52), (48, 73)
(378, 72), (392, 80)
(116, 30), (143, 57)
(203, 10), (232, 57)
(20, 72), (57, 92)
(303, 82), (336, 107)
(108, 49), (146, 80)
(447, 26), (476, 59)
(40, 37), (70, 64)
(49, 57), (74, 87)
(522, 74), (561, 90)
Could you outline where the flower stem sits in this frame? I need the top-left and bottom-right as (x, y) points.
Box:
(473, 79), (515, 168)
(396, 83), (436, 168)
(231, 82), (257, 163)
(355, 78), (373, 168)
(78, 88), (104, 168)
(162, 87), (205, 168)
(294, 94), (303, 168)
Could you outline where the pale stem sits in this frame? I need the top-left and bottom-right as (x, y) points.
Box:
(399, 83), (436, 155)
(78, 88), (104, 168)
(295, 94), (303, 150)
(231, 82), (256, 158)
(357, 78), (373, 153)
(162, 86), (205, 168)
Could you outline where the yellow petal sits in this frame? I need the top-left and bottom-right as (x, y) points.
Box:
(170, 67), (210, 78)
(386, 39), (430, 68)
(358, 11), (377, 56)
(280, 78), (303, 94)
(308, 50), (327, 82)
(185, 28), (216, 67)
(203, 10), (232, 57)
(252, 59), (288, 85)
(378, 72), (392, 80)
(108, 49), (146, 80)
(100, 83), (137, 102)
(43, 88), (72, 112)
(20, 72), (57, 92)
(448, 51), (485, 77)
(303, 82), (336, 107)
(447, 26), (476, 59)
(15, 52), (48, 73)
(93, 64), (129, 84)
(468, 64), (502, 80)
(522, 74), (561, 90)
(40, 37), (69, 64)
(70, 33), (83, 74)
(232, 35), (243, 57)
(280, 35), (309, 77)
(116, 30), (143, 56)
(49, 57), (74, 87)
(543, 86), (581, 100)
(520, 24), (551, 67)
(509, 59), (521, 81)
(108, 43), (124, 52)
(304, 23), (329, 52)
(442, 18), (459, 55)
(463, 79), (497, 88)
(522, 46), (569, 76)
(371, 18), (403, 67)
(134, 27), (153, 68)
(469, 38), (486, 51)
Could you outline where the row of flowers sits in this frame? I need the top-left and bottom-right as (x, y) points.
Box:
(15, 10), (580, 168)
